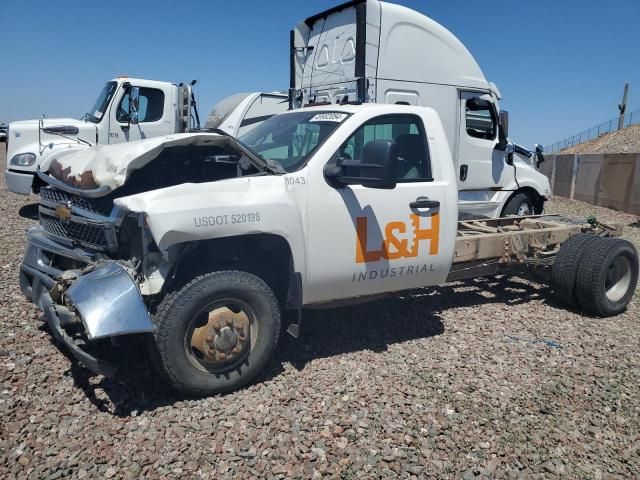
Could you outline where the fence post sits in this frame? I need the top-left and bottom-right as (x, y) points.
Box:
(569, 155), (579, 200)
(550, 155), (557, 194)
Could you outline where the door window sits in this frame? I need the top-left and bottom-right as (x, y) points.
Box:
(336, 115), (432, 182)
(116, 88), (165, 123)
(465, 98), (497, 140)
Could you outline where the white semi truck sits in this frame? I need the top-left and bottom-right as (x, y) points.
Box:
(289, 0), (550, 218)
(4, 76), (287, 195)
(20, 104), (638, 395)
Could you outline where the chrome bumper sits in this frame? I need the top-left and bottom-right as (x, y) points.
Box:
(20, 227), (155, 376)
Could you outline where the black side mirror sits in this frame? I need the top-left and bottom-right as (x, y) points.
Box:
(324, 139), (398, 189)
(534, 144), (545, 166)
(499, 111), (509, 138)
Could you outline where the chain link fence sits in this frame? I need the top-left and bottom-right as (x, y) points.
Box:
(546, 108), (640, 154)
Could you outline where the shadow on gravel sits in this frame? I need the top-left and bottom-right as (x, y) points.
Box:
(42, 275), (548, 416)
(18, 203), (39, 220)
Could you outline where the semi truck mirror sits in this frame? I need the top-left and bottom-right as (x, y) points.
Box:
(499, 111), (509, 138)
(534, 144), (545, 166)
(504, 142), (515, 166)
(324, 140), (398, 190)
(130, 87), (140, 125)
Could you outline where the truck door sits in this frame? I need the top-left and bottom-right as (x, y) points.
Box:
(456, 91), (513, 190)
(305, 113), (457, 304)
(108, 86), (171, 143)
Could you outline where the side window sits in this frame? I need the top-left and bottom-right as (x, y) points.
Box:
(465, 98), (497, 140)
(117, 88), (165, 123)
(336, 115), (432, 182)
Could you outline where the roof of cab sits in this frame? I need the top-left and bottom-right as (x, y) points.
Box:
(299, 0), (491, 91)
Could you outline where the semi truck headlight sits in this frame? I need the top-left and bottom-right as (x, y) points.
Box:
(10, 153), (36, 167)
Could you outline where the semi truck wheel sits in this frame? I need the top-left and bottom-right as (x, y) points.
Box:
(575, 237), (638, 317)
(150, 270), (281, 396)
(552, 233), (600, 307)
(502, 192), (534, 217)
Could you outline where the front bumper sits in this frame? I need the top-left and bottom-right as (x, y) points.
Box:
(20, 227), (155, 376)
(5, 169), (34, 195)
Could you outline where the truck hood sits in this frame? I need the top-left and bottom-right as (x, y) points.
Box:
(41, 133), (268, 193)
(7, 118), (97, 165)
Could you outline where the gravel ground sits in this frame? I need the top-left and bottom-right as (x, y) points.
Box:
(1, 148), (639, 479)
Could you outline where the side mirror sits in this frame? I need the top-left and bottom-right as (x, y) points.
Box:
(129, 87), (140, 125)
(324, 139), (398, 189)
(499, 110), (509, 138)
(504, 142), (515, 166)
(534, 144), (545, 166)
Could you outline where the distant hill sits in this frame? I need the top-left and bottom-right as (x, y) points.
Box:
(560, 124), (640, 154)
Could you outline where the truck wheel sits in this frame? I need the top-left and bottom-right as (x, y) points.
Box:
(502, 192), (534, 217)
(151, 271), (281, 396)
(575, 237), (638, 317)
(552, 233), (600, 307)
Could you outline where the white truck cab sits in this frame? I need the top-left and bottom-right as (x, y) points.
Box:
(4, 76), (288, 195)
(290, 0), (550, 218)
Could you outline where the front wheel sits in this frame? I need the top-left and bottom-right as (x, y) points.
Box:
(151, 271), (281, 396)
(502, 192), (534, 217)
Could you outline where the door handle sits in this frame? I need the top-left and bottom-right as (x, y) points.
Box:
(410, 198), (440, 209)
(460, 164), (468, 181)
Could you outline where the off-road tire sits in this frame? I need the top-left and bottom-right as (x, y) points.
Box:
(150, 270), (281, 396)
(575, 237), (638, 317)
(551, 233), (600, 307)
(502, 192), (534, 217)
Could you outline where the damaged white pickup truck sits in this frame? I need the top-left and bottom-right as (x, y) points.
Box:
(20, 104), (638, 395)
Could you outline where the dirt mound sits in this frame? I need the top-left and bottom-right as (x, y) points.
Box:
(560, 123), (640, 154)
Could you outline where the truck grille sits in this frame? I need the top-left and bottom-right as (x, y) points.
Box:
(39, 187), (117, 251)
(40, 214), (109, 250)
(40, 187), (114, 216)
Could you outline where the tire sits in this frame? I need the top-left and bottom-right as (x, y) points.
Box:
(151, 270), (281, 396)
(552, 234), (600, 307)
(575, 237), (639, 317)
(502, 192), (534, 217)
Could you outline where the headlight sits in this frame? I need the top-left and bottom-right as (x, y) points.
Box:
(10, 153), (37, 167)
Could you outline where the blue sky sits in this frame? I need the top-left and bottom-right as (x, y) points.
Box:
(1, 0), (639, 147)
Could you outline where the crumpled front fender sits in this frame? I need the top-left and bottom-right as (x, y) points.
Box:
(66, 262), (155, 340)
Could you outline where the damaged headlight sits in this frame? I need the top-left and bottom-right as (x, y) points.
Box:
(10, 152), (37, 167)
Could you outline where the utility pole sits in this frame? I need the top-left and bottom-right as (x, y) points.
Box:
(618, 83), (629, 130)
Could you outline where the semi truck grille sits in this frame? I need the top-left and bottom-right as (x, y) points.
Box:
(40, 187), (114, 217)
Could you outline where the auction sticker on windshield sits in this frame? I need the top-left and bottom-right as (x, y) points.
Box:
(309, 113), (348, 122)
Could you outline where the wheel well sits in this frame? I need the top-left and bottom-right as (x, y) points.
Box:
(503, 187), (544, 215)
(169, 234), (295, 306)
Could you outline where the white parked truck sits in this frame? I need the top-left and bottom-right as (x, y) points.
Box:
(20, 104), (638, 395)
(4, 76), (287, 195)
(290, 0), (550, 218)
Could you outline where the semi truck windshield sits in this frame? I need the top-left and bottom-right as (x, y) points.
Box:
(87, 81), (117, 124)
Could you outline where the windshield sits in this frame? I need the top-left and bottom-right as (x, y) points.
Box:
(205, 93), (251, 129)
(86, 81), (117, 123)
(237, 111), (350, 172)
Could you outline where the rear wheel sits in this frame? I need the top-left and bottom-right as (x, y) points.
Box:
(502, 192), (534, 217)
(151, 271), (281, 396)
(552, 234), (600, 307)
(575, 237), (638, 317)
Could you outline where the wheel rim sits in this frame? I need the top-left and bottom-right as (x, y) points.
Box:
(184, 298), (259, 374)
(517, 202), (532, 216)
(604, 256), (632, 302)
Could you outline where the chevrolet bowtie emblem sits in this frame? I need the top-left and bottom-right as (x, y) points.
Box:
(54, 204), (72, 221)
